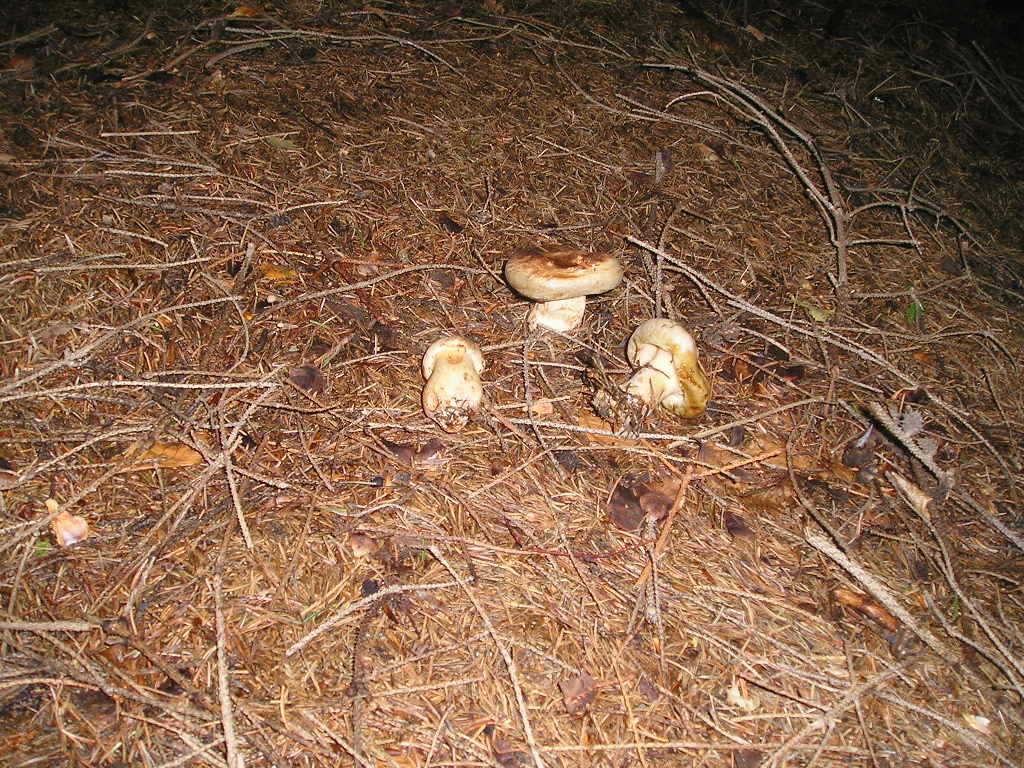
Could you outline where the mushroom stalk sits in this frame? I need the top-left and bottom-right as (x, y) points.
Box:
(421, 336), (485, 433)
(527, 295), (586, 333)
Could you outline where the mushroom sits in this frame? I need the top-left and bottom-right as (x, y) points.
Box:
(421, 336), (485, 432)
(624, 318), (710, 419)
(504, 247), (624, 332)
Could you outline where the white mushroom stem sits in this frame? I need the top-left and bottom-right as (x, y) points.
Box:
(527, 296), (587, 333)
(421, 337), (485, 433)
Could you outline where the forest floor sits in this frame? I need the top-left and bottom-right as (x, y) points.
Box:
(1, 1), (1023, 766)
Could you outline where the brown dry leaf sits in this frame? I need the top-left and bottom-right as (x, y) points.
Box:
(607, 482), (645, 532)
(697, 443), (758, 483)
(381, 437), (416, 465)
(637, 677), (660, 702)
(134, 441), (203, 468)
(724, 510), (754, 540)
(258, 262), (300, 283)
(438, 213), (464, 233)
(414, 438), (446, 467)
(379, 437), (446, 468)
(637, 488), (673, 521)
(578, 411), (635, 446)
(834, 587), (900, 632)
(734, 748), (764, 768)
(48, 500), (89, 547)
(692, 142), (721, 163)
(653, 148), (673, 185)
(349, 533), (379, 558)
(229, 5), (263, 17)
(288, 364), (325, 395)
(560, 670), (597, 716)
(492, 737), (527, 767)
(8, 54), (34, 73)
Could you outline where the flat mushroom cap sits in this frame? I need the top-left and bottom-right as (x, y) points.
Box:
(504, 247), (624, 302)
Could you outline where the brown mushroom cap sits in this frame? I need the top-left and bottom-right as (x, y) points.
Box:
(504, 247), (624, 302)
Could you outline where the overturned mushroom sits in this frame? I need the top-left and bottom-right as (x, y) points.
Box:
(421, 336), (485, 432)
(624, 318), (710, 419)
(504, 247), (623, 332)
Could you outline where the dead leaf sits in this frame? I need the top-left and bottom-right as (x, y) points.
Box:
(382, 436), (418, 466)
(379, 437), (446, 469)
(636, 488), (673, 521)
(607, 482), (645, 531)
(492, 737), (528, 767)
(734, 748), (763, 768)
(229, 4), (263, 17)
(740, 482), (796, 513)
(842, 426), (878, 470)
(692, 142), (721, 163)
(48, 500), (89, 547)
(578, 411), (636, 446)
(833, 587), (900, 632)
(553, 450), (582, 471)
(348, 533), (379, 558)
(724, 510), (753, 540)
(413, 438), (446, 467)
(8, 54), (34, 73)
(560, 671), (597, 716)
(791, 294), (834, 322)
(258, 262), (299, 283)
(727, 424), (745, 447)
(438, 213), (464, 234)
(134, 441), (203, 468)
(288, 364), (325, 395)
(637, 677), (660, 702)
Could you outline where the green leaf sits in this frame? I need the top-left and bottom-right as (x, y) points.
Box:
(34, 538), (53, 556)
(905, 301), (924, 325)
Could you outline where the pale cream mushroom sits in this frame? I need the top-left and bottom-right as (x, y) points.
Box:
(624, 318), (710, 419)
(504, 247), (624, 332)
(421, 336), (485, 432)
